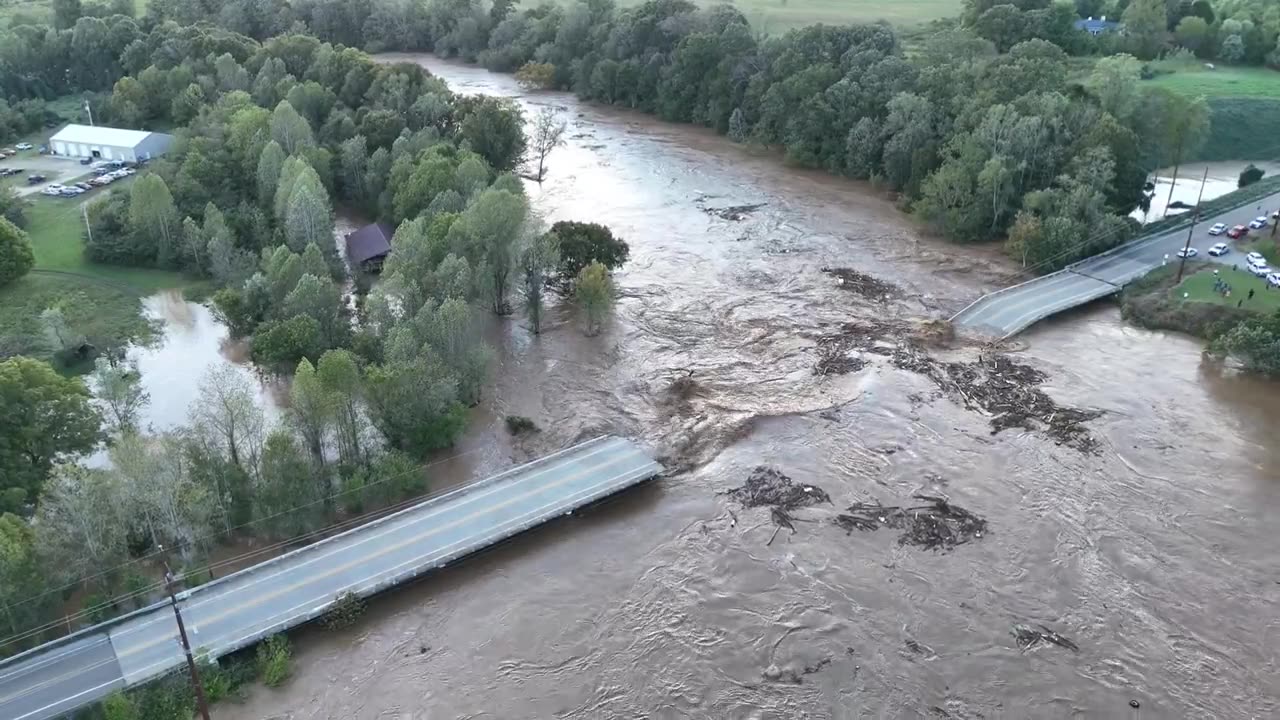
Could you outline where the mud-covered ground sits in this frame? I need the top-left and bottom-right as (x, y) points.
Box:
(215, 58), (1280, 720)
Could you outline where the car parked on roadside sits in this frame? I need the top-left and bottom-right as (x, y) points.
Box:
(1249, 263), (1271, 277)
(74, 182), (93, 190)
(26, 174), (45, 184)
(1208, 222), (1227, 236)
(1176, 247), (1198, 258)
(1248, 216), (1268, 229)
(14, 143), (32, 151)
(1227, 225), (1249, 239)
(1268, 273), (1280, 288)
(1247, 252), (1267, 266)
(1208, 242), (1230, 256)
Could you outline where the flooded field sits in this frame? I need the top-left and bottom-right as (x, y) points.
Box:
(212, 57), (1280, 719)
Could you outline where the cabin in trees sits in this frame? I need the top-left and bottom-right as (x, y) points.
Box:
(1073, 16), (1121, 36)
(345, 222), (394, 273)
(48, 124), (173, 162)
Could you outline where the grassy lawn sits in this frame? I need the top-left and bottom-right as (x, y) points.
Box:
(22, 188), (184, 291)
(521, 0), (959, 32)
(1147, 66), (1280, 99)
(0, 272), (158, 365)
(1240, 235), (1280, 265)
(1174, 267), (1280, 313)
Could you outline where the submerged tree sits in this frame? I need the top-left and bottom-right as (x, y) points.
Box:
(575, 261), (613, 336)
(521, 231), (559, 334)
(91, 357), (149, 435)
(528, 107), (567, 182)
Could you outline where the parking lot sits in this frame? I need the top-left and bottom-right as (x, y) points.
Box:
(0, 150), (98, 196)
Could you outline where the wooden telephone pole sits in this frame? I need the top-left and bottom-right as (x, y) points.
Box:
(161, 551), (212, 720)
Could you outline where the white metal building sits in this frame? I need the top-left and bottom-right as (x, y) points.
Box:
(48, 124), (174, 163)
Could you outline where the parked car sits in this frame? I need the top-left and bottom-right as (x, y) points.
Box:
(1248, 216), (1268, 229)
(1227, 225), (1249, 239)
(1268, 273), (1280, 288)
(14, 143), (31, 151)
(26, 174), (45, 184)
(1249, 263), (1271, 277)
(90, 176), (111, 186)
(1208, 242), (1230, 256)
(1208, 222), (1227, 236)
(1247, 252), (1267, 266)
(0, 168), (10, 177)
(79, 157), (93, 165)
(1176, 247), (1198, 259)
(59, 187), (84, 196)
(74, 182), (92, 190)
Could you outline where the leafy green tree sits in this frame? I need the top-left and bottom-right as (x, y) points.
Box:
(90, 357), (148, 436)
(0, 218), (34, 289)
(0, 513), (51, 643)
(458, 95), (527, 172)
(189, 364), (264, 474)
(521, 231), (559, 334)
(0, 186), (27, 229)
(1086, 54), (1143, 122)
(284, 175), (334, 254)
(255, 430), (322, 538)
(364, 357), (467, 456)
(270, 100), (315, 154)
(289, 359), (334, 485)
(317, 349), (369, 468)
(256, 141), (286, 209)
(252, 315), (324, 370)
(1239, 164), (1265, 188)
(34, 465), (128, 589)
(1174, 16), (1211, 54)
(447, 187), (528, 314)
(284, 273), (343, 346)
(529, 106), (567, 181)
(128, 175), (180, 267)
(1149, 89), (1210, 215)
(1210, 310), (1280, 376)
(548, 221), (630, 287)
(1122, 0), (1170, 59)
(0, 358), (102, 515)
(170, 83), (205, 125)
(575, 261), (613, 336)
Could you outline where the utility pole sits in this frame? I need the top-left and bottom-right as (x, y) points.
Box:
(1175, 166), (1211, 284)
(161, 551), (212, 720)
(83, 98), (94, 127)
(82, 204), (93, 247)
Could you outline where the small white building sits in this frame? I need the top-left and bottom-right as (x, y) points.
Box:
(48, 124), (174, 163)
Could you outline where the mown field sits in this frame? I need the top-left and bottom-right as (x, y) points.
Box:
(1147, 66), (1280, 99)
(525, 0), (960, 32)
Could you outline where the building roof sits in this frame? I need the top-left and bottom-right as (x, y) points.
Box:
(49, 124), (163, 148)
(345, 222), (394, 265)
(1074, 18), (1120, 32)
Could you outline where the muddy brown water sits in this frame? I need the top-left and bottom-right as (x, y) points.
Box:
(214, 57), (1280, 719)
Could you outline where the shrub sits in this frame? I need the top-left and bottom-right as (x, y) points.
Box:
(321, 591), (366, 630)
(255, 634), (292, 687)
(1238, 164), (1265, 188)
(504, 415), (538, 434)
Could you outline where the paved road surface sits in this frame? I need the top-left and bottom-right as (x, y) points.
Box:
(0, 436), (661, 720)
(953, 192), (1280, 337)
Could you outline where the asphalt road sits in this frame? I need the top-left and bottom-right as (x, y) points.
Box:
(953, 192), (1280, 337)
(0, 436), (662, 720)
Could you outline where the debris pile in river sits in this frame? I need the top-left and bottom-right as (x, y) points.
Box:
(834, 495), (987, 551)
(895, 350), (1102, 452)
(659, 369), (703, 415)
(727, 466), (832, 510)
(821, 266), (900, 301)
(699, 201), (767, 221)
(1011, 624), (1078, 652)
(810, 321), (1101, 451)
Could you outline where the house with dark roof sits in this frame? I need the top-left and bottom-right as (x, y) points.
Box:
(1074, 16), (1121, 36)
(345, 222), (394, 273)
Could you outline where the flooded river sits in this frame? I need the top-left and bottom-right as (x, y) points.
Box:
(216, 57), (1280, 719)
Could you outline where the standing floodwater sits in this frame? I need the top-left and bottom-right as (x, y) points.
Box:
(216, 57), (1280, 719)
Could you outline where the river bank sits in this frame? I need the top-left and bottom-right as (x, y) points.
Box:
(210, 57), (1280, 719)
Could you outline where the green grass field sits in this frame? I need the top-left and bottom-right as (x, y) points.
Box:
(21, 188), (183, 291)
(1174, 266), (1280, 313)
(1148, 66), (1280, 99)
(521, 0), (960, 32)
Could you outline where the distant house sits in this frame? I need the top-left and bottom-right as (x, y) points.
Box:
(49, 124), (173, 162)
(1074, 16), (1121, 36)
(345, 222), (394, 273)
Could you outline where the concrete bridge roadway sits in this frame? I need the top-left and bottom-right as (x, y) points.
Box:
(952, 192), (1280, 338)
(0, 435), (662, 720)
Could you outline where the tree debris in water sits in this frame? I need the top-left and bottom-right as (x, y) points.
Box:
(1011, 624), (1078, 652)
(698, 201), (767, 221)
(811, 321), (1101, 452)
(762, 656), (831, 684)
(833, 495), (987, 551)
(725, 466), (832, 510)
(659, 369), (703, 415)
(821, 266), (900, 301)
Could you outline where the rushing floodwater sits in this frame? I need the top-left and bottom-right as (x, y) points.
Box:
(214, 57), (1280, 719)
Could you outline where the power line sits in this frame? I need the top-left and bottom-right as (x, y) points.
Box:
(0, 444), (486, 650)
